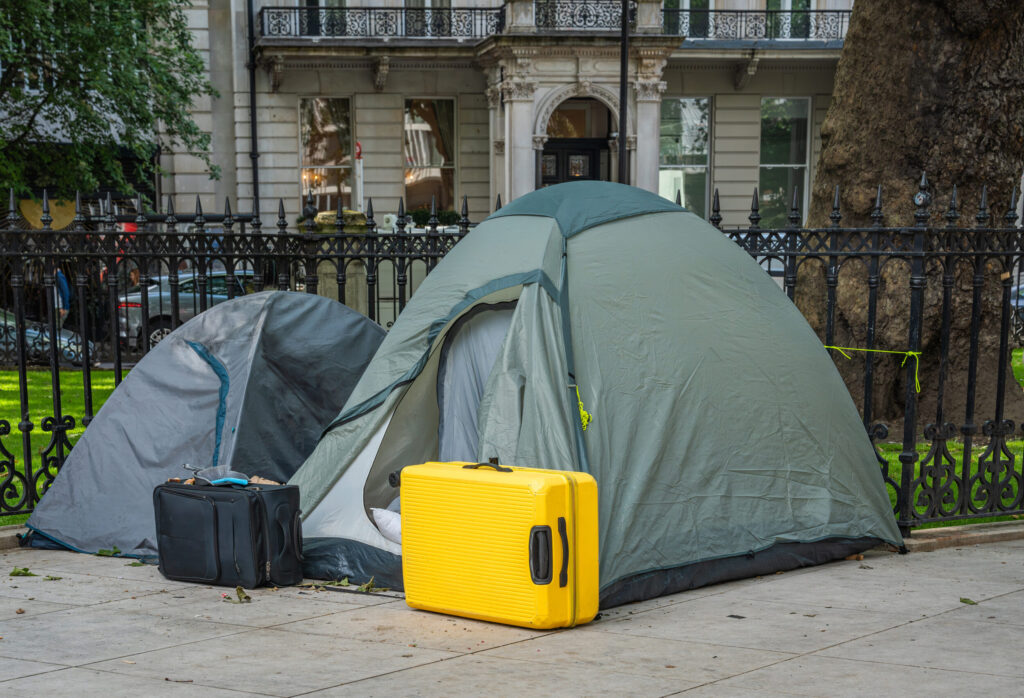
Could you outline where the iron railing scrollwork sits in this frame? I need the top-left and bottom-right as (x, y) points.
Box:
(663, 9), (850, 41)
(5, 177), (1024, 540)
(259, 6), (506, 40)
(535, 0), (637, 31)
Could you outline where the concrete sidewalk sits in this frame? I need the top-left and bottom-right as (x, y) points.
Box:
(1, 542), (1022, 697)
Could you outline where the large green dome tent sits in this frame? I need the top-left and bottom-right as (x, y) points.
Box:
(292, 181), (902, 606)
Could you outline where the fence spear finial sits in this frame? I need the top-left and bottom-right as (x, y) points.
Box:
(749, 187), (761, 228)
(976, 185), (989, 225)
(1005, 186), (1019, 226)
(495, 193), (502, 211)
(868, 184), (883, 226)
(710, 188), (722, 228)
(675, 189), (682, 206)
(366, 197), (374, 220)
(945, 185), (959, 225)
(829, 184), (842, 226)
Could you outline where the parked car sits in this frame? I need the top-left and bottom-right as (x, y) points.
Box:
(118, 270), (255, 349)
(0, 308), (96, 366)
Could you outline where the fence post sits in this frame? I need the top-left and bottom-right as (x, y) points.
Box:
(334, 197), (347, 305)
(824, 185), (841, 349)
(365, 199), (378, 323)
(73, 193), (95, 425)
(897, 172), (931, 536)
(396, 198), (408, 313)
(276, 199), (290, 291)
(302, 191), (319, 294)
(8, 189), (34, 513)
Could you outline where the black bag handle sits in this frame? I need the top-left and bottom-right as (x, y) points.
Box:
(462, 462), (513, 472)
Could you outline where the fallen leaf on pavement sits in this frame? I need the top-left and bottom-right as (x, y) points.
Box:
(15, 609), (25, 614)
(44, 576), (62, 581)
(960, 597), (978, 605)
(9, 567), (36, 577)
(96, 547), (121, 557)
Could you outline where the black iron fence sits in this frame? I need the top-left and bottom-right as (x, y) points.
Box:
(259, 5), (506, 40)
(3, 176), (1024, 538)
(663, 8), (850, 40)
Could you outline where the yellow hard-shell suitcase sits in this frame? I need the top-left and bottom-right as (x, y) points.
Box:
(400, 461), (599, 629)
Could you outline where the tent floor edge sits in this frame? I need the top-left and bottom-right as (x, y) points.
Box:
(597, 536), (885, 609)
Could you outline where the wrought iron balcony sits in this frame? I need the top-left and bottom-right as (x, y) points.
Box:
(663, 9), (850, 41)
(259, 6), (506, 41)
(535, 0), (637, 31)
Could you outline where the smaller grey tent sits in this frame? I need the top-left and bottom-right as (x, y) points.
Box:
(26, 291), (385, 557)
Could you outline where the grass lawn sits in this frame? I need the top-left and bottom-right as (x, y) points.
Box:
(0, 369), (117, 526)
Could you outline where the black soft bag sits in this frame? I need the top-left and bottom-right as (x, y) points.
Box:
(153, 483), (303, 588)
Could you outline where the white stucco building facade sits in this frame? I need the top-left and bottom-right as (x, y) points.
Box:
(166, 0), (853, 228)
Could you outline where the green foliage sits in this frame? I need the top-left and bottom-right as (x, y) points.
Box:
(10, 567), (36, 576)
(0, 0), (217, 197)
(96, 546), (121, 556)
(407, 207), (460, 227)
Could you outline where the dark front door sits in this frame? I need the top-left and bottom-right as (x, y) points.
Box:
(539, 138), (606, 187)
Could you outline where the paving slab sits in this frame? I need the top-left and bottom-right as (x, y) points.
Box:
(87, 627), (456, 697)
(0, 656), (65, 682)
(0, 567), (168, 606)
(684, 655), (1024, 697)
(0, 594), (73, 620)
(309, 653), (697, 697)
(0, 666), (265, 696)
(949, 589), (1024, 627)
(275, 603), (549, 653)
(817, 615), (1024, 678)
(100, 585), (365, 628)
(590, 593), (901, 654)
(480, 628), (794, 684)
(0, 604), (249, 665)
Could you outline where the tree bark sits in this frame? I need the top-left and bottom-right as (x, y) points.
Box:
(798, 0), (1024, 435)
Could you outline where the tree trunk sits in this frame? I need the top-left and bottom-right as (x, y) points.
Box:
(798, 0), (1024, 436)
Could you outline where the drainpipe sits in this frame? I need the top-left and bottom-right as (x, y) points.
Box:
(246, 0), (262, 214)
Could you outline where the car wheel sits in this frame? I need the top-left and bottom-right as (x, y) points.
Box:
(146, 319), (173, 348)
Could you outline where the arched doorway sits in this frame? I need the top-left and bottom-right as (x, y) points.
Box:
(539, 98), (614, 187)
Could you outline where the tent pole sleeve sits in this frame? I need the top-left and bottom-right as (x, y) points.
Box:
(559, 238), (591, 473)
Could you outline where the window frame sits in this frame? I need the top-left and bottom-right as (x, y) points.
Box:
(297, 95), (354, 212)
(658, 95), (712, 219)
(403, 96), (459, 215)
(758, 96), (812, 226)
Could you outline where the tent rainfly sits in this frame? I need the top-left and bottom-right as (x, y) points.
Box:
(25, 291), (385, 558)
(291, 181), (902, 607)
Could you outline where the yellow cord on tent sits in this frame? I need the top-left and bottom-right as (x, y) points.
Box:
(825, 345), (922, 393)
(574, 385), (592, 431)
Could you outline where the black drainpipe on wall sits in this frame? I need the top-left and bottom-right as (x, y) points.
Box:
(246, 0), (261, 214)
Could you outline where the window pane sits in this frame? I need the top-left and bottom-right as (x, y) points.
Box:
(659, 167), (707, 219)
(301, 98), (351, 167)
(759, 166), (805, 227)
(405, 99), (455, 168)
(301, 167), (351, 212)
(760, 98), (808, 165)
(660, 97), (709, 167)
(405, 167), (455, 212)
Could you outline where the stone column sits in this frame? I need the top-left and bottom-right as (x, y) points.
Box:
(487, 84), (505, 211)
(634, 79), (665, 193)
(503, 80), (538, 203)
(532, 136), (548, 189)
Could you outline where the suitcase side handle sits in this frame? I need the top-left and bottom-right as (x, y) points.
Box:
(462, 462), (513, 472)
(529, 526), (553, 585)
(558, 517), (569, 588)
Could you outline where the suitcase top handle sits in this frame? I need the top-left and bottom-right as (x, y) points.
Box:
(462, 462), (513, 473)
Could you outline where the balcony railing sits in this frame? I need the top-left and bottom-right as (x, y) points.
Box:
(534, 0), (637, 30)
(259, 6), (506, 40)
(663, 9), (850, 41)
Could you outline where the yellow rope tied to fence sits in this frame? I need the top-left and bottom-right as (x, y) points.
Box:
(824, 345), (923, 393)
(574, 385), (592, 431)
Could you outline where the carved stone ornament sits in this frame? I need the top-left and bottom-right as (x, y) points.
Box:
(635, 78), (666, 102)
(494, 139), (505, 155)
(267, 54), (284, 93)
(502, 78), (537, 102)
(373, 57), (390, 92)
(626, 135), (637, 150)
(486, 85), (502, 108)
(532, 135), (548, 150)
